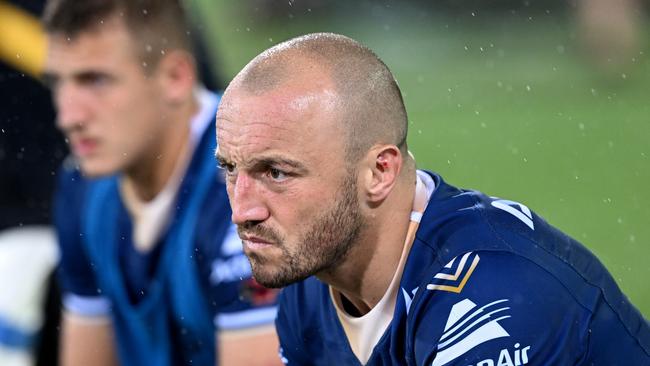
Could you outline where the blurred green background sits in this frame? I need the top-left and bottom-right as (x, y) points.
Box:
(191, 1), (649, 316)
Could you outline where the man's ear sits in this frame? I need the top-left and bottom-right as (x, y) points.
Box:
(362, 145), (403, 204)
(154, 50), (196, 104)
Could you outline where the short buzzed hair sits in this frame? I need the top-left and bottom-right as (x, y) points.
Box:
(42, 0), (193, 66)
(232, 33), (409, 162)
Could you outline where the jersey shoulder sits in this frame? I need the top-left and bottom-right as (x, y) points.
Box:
(410, 250), (593, 366)
(409, 172), (650, 365)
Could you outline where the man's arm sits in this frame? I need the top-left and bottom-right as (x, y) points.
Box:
(54, 167), (119, 366)
(59, 312), (118, 366)
(218, 326), (282, 366)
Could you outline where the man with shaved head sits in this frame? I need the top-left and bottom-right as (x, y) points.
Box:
(216, 33), (650, 365)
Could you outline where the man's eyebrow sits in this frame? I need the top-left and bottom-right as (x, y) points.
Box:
(251, 156), (307, 171)
(215, 153), (307, 171)
(214, 150), (228, 164)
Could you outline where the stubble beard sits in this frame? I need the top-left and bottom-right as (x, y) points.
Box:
(241, 172), (364, 288)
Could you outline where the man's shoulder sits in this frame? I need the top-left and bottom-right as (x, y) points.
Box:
(407, 247), (650, 365)
(407, 249), (596, 365)
(414, 249), (590, 311)
(417, 174), (615, 307)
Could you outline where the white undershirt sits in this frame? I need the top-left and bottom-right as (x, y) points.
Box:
(330, 170), (435, 364)
(121, 88), (218, 253)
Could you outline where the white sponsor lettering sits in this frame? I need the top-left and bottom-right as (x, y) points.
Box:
(210, 254), (252, 285)
(468, 344), (531, 366)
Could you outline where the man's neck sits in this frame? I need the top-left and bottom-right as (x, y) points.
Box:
(124, 97), (198, 202)
(318, 174), (416, 316)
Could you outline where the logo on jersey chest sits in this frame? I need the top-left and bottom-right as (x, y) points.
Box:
(432, 298), (531, 366)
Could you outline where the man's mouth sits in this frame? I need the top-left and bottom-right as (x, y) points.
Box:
(240, 234), (275, 250)
(71, 137), (99, 156)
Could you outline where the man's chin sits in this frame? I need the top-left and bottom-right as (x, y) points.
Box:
(251, 264), (313, 289)
(77, 159), (121, 177)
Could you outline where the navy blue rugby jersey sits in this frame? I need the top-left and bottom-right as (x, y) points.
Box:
(276, 170), (650, 366)
(53, 95), (278, 366)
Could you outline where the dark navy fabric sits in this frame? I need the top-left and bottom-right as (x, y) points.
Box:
(54, 116), (273, 366)
(276, 171), (650, 365)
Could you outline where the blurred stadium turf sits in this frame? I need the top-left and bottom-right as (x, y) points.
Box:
(195, 2), (649, 316)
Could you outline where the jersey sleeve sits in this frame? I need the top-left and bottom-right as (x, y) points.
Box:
(582, 285), (650, 364)
(54, 164), (111, 317)
(411, 251), (593, 366)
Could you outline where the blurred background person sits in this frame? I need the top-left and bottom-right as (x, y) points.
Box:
(575, 0), (643, 72)
(0, 1), (245, 365)
(41, 0), (279, 365)
(0, 1), (66, 365)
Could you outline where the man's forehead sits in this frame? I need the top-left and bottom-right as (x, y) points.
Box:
(217, 87), (344, 163)
(45, 20), (136, 69)
(219, 82), (339, 128)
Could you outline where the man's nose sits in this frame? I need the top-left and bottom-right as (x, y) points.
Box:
(229, 172), (270, 225)
(54, 82), (89, 131)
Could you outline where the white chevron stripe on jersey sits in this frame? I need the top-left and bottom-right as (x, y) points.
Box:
(432, 298), (511, 366)
(491, 199), (535, 230)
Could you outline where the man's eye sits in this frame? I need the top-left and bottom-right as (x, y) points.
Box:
(78, 73), (110, 89)
(218, 161), (236, 174)
(268, 168), (288, 182)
